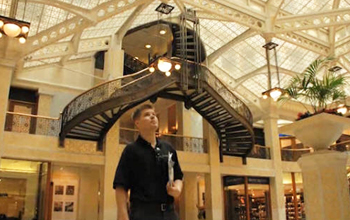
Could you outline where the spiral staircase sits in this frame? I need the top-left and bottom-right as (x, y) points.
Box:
(59, 18), (255, 163)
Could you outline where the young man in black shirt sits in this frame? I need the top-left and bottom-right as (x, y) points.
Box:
(113, 104), (183, 220)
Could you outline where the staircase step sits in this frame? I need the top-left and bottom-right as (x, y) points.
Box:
(209, 112), (230, 121)
(192, 95), (212, 106)
(190, 91), (208, 101)
(199, 101), (219, 112)
(73, 126), (101, 134)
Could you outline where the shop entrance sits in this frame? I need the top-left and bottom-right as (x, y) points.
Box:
(0, 159), (51, 220)
(223, 176), (271, 220)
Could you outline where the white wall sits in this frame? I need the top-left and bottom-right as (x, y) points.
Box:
(16, 59), (95, 91)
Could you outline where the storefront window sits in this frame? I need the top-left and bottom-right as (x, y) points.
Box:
(0, 158), (49, 220)
(224, 176), (271, 220)
(283, 172), (305, 220)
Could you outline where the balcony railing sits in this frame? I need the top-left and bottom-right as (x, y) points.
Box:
(5, 112), (60, 136)
(281, 148), (312, 161)
(120, 127), (207, 153)
(247, 145), (271, 159)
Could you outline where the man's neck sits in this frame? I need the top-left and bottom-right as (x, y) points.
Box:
(139, 131), (156, 148)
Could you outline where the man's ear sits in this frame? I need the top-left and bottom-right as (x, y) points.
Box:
(134, 119), (139, 128)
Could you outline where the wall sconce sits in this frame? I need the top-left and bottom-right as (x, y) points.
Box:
(262, 41), (284, 101)
(0, 15), (30, 44)
(149, 57), (181, 77)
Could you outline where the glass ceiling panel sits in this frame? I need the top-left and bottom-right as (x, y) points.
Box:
(214, 35), (266, 79)
(0, 0), (11, 16)
(81, 8), (134, 39)
(199, 19), (249, 55)
(242, 75), (267, 95)
(15, 2), (74, 36)
(220, 47), (259, 78)
(130, 0), (181, 29)
(282, 0), (332, 14)
(340, 56), (350, 72)
(339, 0), (350, 8)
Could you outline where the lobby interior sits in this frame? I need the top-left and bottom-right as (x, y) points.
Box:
(1, 0), (350, 220)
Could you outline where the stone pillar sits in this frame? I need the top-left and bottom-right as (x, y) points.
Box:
(104, 35), (124, 80)
(262, 98), (286, 220)
(102, 122), (120, 220)
(0, 62), (14, 166)
(298, 151), (350, 220)
(37, 89), (54, 116)
(203, 120), (223, 220)
(183, 172), (199, 220)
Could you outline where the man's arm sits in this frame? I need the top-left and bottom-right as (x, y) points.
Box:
(167, 179), (183, 198)
(115, 187), (129, 220)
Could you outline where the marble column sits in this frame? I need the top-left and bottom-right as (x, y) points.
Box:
(203, 120), (223, 220)
(101, 34), (124, 220)
(102, 122), (120, 220)
(298, 151), (350, 220)
(183, 172), (199, 220)
(37, 89), (54, 116)
(104, 35), (124, 80)
(0, 62), (14, 166)
(262, 98), (286, 220)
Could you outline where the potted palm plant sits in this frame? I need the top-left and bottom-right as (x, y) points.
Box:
(279, 57), (350, 151)
(279, 57), (347, 119)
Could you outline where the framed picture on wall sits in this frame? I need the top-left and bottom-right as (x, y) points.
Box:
(65, 202), (74, 212)
(66, 185), (75, 196)
(54, 201), (63, 212)
(55, 185), (64, 195)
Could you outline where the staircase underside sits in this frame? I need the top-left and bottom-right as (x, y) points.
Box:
(60, 64), (254, 162)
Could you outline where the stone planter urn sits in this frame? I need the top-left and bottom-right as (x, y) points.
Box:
(279, 113), (350, 220)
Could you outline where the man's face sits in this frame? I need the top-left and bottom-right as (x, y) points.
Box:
(135, 108), (159, 132)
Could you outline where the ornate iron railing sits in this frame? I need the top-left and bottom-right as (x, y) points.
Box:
(247, 145), (271, 159)
(120, 127), (208, 153)
(61, 58), (253, 134)
(61, 68), (152, 127)
(5, 112), (60, 136)
(329, 140), (350, 152)
(281, 148), (312, 161)
(200, 65), (253, 125)
(124, 53), (148, 72)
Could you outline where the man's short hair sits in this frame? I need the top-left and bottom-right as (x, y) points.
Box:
(132, 104), (154, 121)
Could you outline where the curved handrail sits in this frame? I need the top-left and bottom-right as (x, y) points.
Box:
(61, 67), (152, 125)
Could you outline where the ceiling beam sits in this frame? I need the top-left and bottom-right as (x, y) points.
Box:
(27, 0), (96, 23)
(275, 8), (350, 33)
(180, 0), (266, 31)
(207, 28), (256, 64)
(266, 0), (284, 21)
(174, 0), (186, 13)
(23, 0), (152, 57)
(25, 36), (110, 61)
(275, 32), (329, 56)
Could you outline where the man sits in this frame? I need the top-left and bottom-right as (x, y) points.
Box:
(113, 104), (183, 220)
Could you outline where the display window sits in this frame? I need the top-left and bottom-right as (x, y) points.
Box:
(223, 176), (271, 220)
(283, 172), (305, 220)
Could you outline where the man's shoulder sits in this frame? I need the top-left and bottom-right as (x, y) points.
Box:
(158, 139), (176, 152)
(123, 142), (139, 153)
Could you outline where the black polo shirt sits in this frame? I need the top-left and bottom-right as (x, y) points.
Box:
(113, 135), (183, 204)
